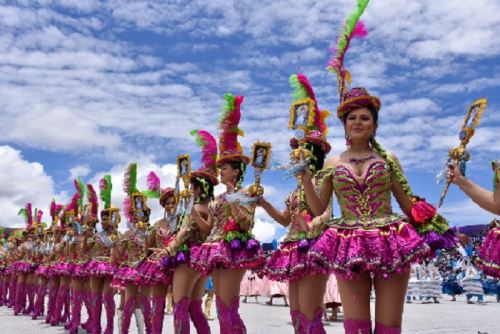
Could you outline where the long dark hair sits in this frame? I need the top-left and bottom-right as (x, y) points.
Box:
(229, 160), (247, 190)
(191, 177), (214, 202)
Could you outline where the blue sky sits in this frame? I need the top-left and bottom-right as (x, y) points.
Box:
(0, 0), (499, 241)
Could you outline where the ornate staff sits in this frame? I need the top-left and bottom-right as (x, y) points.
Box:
(248, 141), (272, 197)
(438, 98), (487, 208)
(176, 154), (193, 215)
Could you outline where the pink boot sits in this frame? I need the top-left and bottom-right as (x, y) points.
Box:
(14, 282), (26, 315)
(291, 310), (304, 334)
(374, 322), (401, 334)
(32, 284), (47, 319)
(52, 284), (69, 325)
(62, 291), (71, 323)
(0, 280), (4, 306)
(189, 300), (211, 334)
(91, 292), (103, 334)
(151, 295), (165, 334)
(68, 290), (84, 334)
(174, 297), (191, 334)
(24, 284), (35, 315)
(140, 295), (152, 334)
(343, 319), (372, 334)
(120, 296), (136, 334)
(103, 292), (115, 334)
(45, 285), (58, 323)
(81, 291), (93, 332)
(8, 279), (17, 308)
(215, 296), (246, 334)
(298, 309), (326, 334)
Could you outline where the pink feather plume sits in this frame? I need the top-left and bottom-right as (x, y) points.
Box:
(146, 171), (161, 192)
(87, 184), (98, 216)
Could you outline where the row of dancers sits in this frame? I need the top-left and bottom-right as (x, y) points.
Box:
(0, 73), (498, 334)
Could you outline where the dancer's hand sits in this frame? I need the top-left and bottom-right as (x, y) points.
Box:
(447, 163), (467, 186)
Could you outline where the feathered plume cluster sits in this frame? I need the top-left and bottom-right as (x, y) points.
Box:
(327, 0), (369, 100)
(50, 199), (63, 222)
(99, 175), (113, 209)
(218, 93), (245, 156)
(143, 171), (161, 199)
(18, 203), (33, 228)
(123, 163), (138, 195)
(191, 129), (218, 171)
(87, 184), (98, 216)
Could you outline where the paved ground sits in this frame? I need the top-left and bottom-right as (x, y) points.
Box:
(0, 294), (498, 333)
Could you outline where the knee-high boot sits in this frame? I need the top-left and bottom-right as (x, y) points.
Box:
(45, 284), (58, 323)
(68, 290), (84, 334)
(51, 284), (69, 325)
(291, 310), (304, 334)
(298, 308), (326, 334)
(62, 289), (71, 323)
(189, 300), (211, 334)
(82, 291), (93, 333)
(215, 296), (246, 334)
(91, 292), (103, 334)
(174, 297), (191, 334)
(343, 319), (372, 334)
(139, 295), (152, 334)
(374, 322), (400, 334)
(32, 284), (47, 319)
(24, 283), (35, 315)
(120, 296), (136, 334)
(8, 279), (17, 308)
(14, 282), (26, 315)
(103, 292), (116, 334)
(151, 295), (165, 334)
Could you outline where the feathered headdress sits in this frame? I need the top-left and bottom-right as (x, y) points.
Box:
(87, 184), (98, 218)
(289, 74), (331, 153)
(216, 93), (249, 165)
(142, 171), (176, 207)
(34, 208), (43, 225)
(75, 177), (86, 212)
(49, 199), (63, 226)
(123, 163), (149, 223)
(99, 175), (113, 209)
(190, 129), (219, 185)
(326, 0), (380, 120)
(18, 203), (33, 230)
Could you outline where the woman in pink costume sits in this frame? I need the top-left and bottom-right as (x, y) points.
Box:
(23, 208), (44, 317)
(448, 160), (500, 277)
(65, 183), (99, 334)
(44, 211), (65, 324)
(137, 179), (178, 334)
(190, 94), (266, 333)
(301, 88), (446, 334)
(114, 162), (153, 334)
(12, 204), (33, 316)
(87, 174), (121, 334)
(164, 129), (219, 334)
(258, 74), (333, 333)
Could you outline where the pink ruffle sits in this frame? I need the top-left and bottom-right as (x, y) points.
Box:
(113, 264), (142, 286)
(135, 256), (173, 286)
(478, 227), (500, 278)
(260, 240), (330, 282)
(86, 259), (117, 278)
(190, 240), (267, 276)
(309, 221), (430, 279)
(35, 264), (50, 278)
(72, 263), (90, 279)
(58, 262), (76, 277)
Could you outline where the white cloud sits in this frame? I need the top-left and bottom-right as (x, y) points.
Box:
(68, 164), (91, 181)
(439, 198), (497, 227)
(0, 145), (64, 228)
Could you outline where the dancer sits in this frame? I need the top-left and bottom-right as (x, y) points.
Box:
(87, 175), (121, 334)
(448, 160), (500, 278)
(164, 129), (219, 333)
(190, 94), (267, 333)
(461, 260), (485, 304)
(258, 73), (333, 333)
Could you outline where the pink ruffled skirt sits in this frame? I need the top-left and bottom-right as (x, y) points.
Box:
(111, 263), (142, 289)
(309, 220), (430, 279)
(261, 240), (330, 282)
(35, 264), (50, 278)
(135, 254), (173, 286)
(478, 227), (500, 278)
(13, 261), (33, 274)
(190, 240), (266, 276)
(87, 259), (117, 278)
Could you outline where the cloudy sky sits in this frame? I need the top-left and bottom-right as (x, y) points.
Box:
(1, 0), (499, 240)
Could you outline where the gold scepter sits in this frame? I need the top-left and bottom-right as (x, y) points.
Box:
(438, 98), (487, 208)
(176, 154), (192, 211)
(248, 142), (272, 197)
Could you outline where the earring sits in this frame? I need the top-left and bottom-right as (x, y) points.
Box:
(345, 133), (351, 147)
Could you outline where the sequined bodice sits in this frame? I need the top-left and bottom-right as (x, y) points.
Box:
(206, 194), (255, 242)
(90, 232), (114, 258)
(125, 233), (145, 262)
(327, 161), (401, 228)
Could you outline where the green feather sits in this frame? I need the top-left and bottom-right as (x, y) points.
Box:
(124, 163), (138, 194)
(218, 93), (235, 125)
(337, 0), (370, 55)
(190, 129), (205, 148)
(143, 189), (160, 199)
(288, 74), (308, 101)
(100, 175), (113, 209)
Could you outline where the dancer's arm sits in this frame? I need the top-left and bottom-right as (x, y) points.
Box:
(302, 157), (336, 216)
(389, 153), (413, 217)
(257, 197), (291, 227)
(190, 204), (212, 233)
(448, 163), (500, 215)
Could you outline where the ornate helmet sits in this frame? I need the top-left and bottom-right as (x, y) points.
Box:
(216, 93), (249, 166)
(123, 163), (150, 226)
(190, 130), (219, 185)
(336, 87), (381, 121)
(288, 73), (331, 154)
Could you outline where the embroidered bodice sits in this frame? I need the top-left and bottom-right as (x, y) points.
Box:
(205, 193), (255, 242)
(121, 231), (146, 264)
(89, 231), (117, 260)
(325, 160), (401, 229)
(177, 212), (209, 246)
